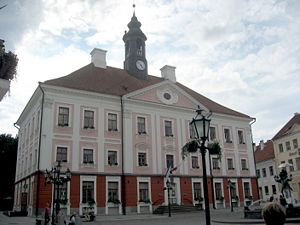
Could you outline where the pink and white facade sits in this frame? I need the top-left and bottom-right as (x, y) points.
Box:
(13, 12), (258, 217)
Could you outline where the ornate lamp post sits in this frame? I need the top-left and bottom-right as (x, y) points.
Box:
(227, 179), (234, 212)
(190, 106), (212, 225)
(44, 161), (71, 225)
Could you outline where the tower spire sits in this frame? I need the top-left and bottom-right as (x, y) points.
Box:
(123, 3), (148, 80)
(133, 3), (135, 16)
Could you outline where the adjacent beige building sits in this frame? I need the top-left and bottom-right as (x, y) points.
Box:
(273, 113), (300, 203)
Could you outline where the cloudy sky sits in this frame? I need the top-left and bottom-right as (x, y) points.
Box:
(0, 0), (299, 144)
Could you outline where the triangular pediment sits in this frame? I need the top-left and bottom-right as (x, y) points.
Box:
(124, 80), (207, 110)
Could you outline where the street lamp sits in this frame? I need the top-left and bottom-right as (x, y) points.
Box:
(227, 179), (234, 212)
(190, 106), (212, 225)
(44, 161), (71, 225)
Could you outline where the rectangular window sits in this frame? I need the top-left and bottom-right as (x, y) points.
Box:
(215, 183), (222, 200)
(224, 128), (232, 143)
(83, 149), (94, 164)
(138, 152), (147, 166)
(137, 117), (146, 134)
(209, 127), (216, 141)
(165, 120), (173, 137)
(244, 182), (251, 198)
(139, 182), (149, 202)
(56, 147), (67, 162)
(58, 107), (69, 127)
(264, 186), (269, 195)
(166, 154), (174, 168)
(293, 139), (298, 149)
(238, 130), (245, 144)
(288, 159), (294, 171)
(191, 156), (199, 168)
(296, 157), (300, 170)
(272, 185), (276, 194)
(262, 168), (266, 177)
(193, 182), (202, 201)
(108, 151), (118, 166)
(269, 166), (274, 176)
(286, 141), (291, 151)
(256, 169), (260, 178)
(227, 158), (234, 170)
(212, 158), (220, 169)
(84, 110), (94, 129)
(241, 159), (248, 170)
(279, 143), (284, 153)
(108, 182), (119, 202)
(82, 181), (94, 203)
(108, 113), (117, 131)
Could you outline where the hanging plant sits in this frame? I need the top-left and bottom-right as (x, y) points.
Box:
(181, 139), (199, 159)
(207, 141), (222, 161)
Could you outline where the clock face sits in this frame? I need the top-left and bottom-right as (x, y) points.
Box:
(136, 60), (146, 70)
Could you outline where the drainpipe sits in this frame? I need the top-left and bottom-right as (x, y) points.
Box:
(249, 118), (258, 200)
(35, 83), (45, 216)
(120, 96), (126, 215)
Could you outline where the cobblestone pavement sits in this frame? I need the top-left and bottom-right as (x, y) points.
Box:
(0, 208), (299, 225)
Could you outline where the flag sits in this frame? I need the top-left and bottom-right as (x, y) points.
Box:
(165, 166), (178, 182)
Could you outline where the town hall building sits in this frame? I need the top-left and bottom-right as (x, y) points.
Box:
(13, 10), (258, 216)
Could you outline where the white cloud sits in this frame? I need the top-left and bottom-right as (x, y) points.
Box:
(0, 0), (299, 145)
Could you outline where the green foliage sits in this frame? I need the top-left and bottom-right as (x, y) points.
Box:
(181, 139), (199, 159)
(0, 51), (18, 81)
(207, 141), (222, 161)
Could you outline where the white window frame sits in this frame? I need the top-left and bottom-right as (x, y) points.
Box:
(137, 151), (148, 167)
(105, 176), (122, 215)
(237, 129), (245, 144)
(192, 178), (203, 206)
(107, 149), (119, 166)
(242, 179), (252, 201)
(83, 108), (96, 129)
(209, 126), (217, 141)
(79, 175), (97, 215)
(136, 115), (147, 134)
(55, 145), (69, 163)
(107, 111), (119, 131)
(191, 155), (200, 169)
(137, 177), (152, 213)
(164, 119), (173, 137)
(241, 158), (248, 170)
(57, 105), (71, 127)
(227, 157), (235, 170)
(165, 153), (175, 169)
(81, 147), (95, 165)
(224, 127), (232, 143)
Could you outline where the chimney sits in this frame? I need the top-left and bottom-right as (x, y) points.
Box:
(160, 65), (176, 82)
(90, 48), (107, 68)
(259, 140), (264, 150)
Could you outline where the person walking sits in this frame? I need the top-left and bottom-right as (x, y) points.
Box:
(44, 203), (50, 225)
(262, 202), (286, 225)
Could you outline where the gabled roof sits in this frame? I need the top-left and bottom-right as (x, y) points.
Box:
(44, 63), (250, 119)
(272, 113), (300, 140)
(254, 140), (275, 163)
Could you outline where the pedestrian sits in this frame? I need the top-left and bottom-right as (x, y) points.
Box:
(262, 202), (286, 225)
(69, 213), (76, 225)
(44, 203), (50, 225)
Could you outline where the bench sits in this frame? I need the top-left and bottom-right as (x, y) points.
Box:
(36, 218), (44, 225)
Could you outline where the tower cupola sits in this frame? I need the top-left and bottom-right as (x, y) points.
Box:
(123, 5), (148, 79)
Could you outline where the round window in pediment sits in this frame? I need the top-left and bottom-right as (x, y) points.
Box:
(163, 92), (171, 100)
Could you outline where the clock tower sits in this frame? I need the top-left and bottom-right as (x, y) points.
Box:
(123, 6), (148, 79)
